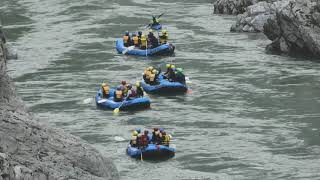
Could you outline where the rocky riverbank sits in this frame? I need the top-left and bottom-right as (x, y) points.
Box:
(0, 30), (118, 179)
(213, 0), (320, 58)
(264, 0), (320, 57)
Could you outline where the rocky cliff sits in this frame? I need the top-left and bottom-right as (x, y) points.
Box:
(0, 30), (118, 179)
(264, 0), (320, 57)
(213, 0), (256, 15)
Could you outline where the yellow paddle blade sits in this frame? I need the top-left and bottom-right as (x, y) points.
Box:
(113, 108), (120, 113)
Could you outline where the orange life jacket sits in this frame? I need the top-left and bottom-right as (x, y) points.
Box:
(133, 36), (139, 45)
(102, 86), (109, 94)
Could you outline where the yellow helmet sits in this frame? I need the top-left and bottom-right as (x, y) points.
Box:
(133, 131), (138, 136)
(171, 65), (175, 69)
(152, 69), (157, 74)
(166, 64), (171, 68)
(101, 83), (107, 87)
(141, 34), (146, 39)
(135, 81), (140, 87)
(162, 29), (167, 34)
(148, 29), (153, 33)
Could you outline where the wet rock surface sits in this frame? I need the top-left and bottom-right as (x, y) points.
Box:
(213, 0), (255, 15)
(230, 1), (277, 32)
(264, 0), (320, 57)
(0, 30), (118, 180)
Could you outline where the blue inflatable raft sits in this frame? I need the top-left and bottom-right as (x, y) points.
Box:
(95, 89), (150, 110)
(127, 144), (175, 160)
(141, 75), (188, 94)
(150, 24), (162, 30)
(116, 39), (175, 56)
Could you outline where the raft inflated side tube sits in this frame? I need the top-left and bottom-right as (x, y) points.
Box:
(140, 75), (188, 94)
(95, 89), (151, 110)
(116, 39), (174, 56)
(126, 144), (175, 160)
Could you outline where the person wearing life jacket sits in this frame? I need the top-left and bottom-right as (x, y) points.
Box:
(151, 16), (160, 26)
(120, 80), (128, 96)
(159, 29), (168, 45)
(164, 64), (172, 78)
(135, 81), (144, 97)
(140, 34), (147, 50)
(123, 31), (131, 47)
(167, 65), (176, 81)
(161, 131), (171, 146)
(174, 68), (186, 84)
(130, 131), (139, 147)
(148, 30), (159, 48)
(144, 69), (152, 84)
(114, 86), (124, 102)
(126, 84), (137, 100)
(138, 130), (149, 148)
(137, 31), (142, 44)
(101, 83), (110, 98)
(132, 33), (139, 47)
(151, 128), (162, 145)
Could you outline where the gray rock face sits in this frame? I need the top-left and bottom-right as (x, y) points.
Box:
(264, 0), (320, 57)
(0, 31), (118, 179)
(230, 1), (277, 32)
(213, 0), (255, 15)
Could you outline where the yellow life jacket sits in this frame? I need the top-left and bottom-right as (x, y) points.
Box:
(133, 36), (139, 45)
(162, 135), (170, 145)
(115, 90), (122, 99)
(149, 73), (155, 82)
(131, 136), (137, 145)
(102, 86), (109, 94)
(123, 86), (128, 95)
(160, 35), (168, 44)
(140, 37), (147, 47)
(146, 71), (151, 79)
(123, 36), (129, 43)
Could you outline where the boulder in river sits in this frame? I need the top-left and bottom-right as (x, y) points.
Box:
(264, 0), (320, 57)
(230, 1), (277, 32)
(0, 33), (118, 179)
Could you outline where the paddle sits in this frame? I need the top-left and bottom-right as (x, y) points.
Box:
(113, 100), (126, 113)
(157, 13), (165, 19)
(140, 149), (143, 161)
(122, 46), (135, 54)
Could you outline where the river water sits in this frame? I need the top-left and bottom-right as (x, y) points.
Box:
(2, 0), (320, 179)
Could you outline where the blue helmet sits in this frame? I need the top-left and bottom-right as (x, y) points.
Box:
(135, 128), (141, 133)
(159, 128), (164, 132)
(117, 85), (122, 90)
(125, 31), (129, 36)
(138, 31), (142, 36)
(132, 32), (136, 36)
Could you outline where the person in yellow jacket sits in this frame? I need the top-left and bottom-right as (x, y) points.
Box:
(101, 83), (110, 98)
(159, 30), (168, 45)
(130, 131), (139, 147)
(132, 33), (139, 47)
(140, 34), (147, 50)
(161, 131), (171, 146)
